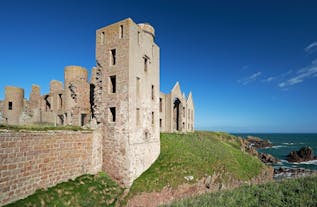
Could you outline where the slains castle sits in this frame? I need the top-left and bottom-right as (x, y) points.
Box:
(0, 18), (194, 205)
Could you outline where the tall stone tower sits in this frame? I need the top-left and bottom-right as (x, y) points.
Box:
(94, 18), (160, 186)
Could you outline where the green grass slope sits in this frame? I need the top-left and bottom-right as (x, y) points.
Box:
(5, 172), (123, 207)
(129, 132), (265, 196)
(165, 176), (317, 207)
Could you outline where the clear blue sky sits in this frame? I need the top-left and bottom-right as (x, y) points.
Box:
(0, 0), (317, 133)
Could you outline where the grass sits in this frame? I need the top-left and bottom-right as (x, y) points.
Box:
(129, 131), (265, 197)
(164, 176), (317, 207)
(0, 124), (88, 131)
(5, 172), (123, 207)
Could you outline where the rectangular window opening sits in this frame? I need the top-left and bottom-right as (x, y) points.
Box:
(144, 56), (149, 72)
(44, 95), (51, 112)
(152, 112), (154, 125)
(110, 75), (116, 93)
(58, 94), (63, 109)
(120, 25), (123, 39)
(8, 101), (13, 110)
(160, 119), (162, 128)
(159, 98), (162, 112)
(151, 85), (154, 100)
(109, 107), (116, 122)
(101, 32), (105, 45)
(110, 49), (116, 65)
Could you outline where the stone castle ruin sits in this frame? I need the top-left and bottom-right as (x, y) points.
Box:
(0, 18), (194, 187)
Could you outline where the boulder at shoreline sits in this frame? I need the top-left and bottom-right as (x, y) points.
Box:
(286, 146), (317, 163)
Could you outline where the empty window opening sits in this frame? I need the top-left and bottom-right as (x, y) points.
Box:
(81, 114), (87, 126)
(173, 98), (181, 131)
(152, 112), (154, 125)
(58, 94), (63, 109)
(143, 56), (149, 72)
(183, 107), (185, 117)
(58, 115), (64, 125)
(160, 119), (162, 128)
(109, 107), (116, 122)
(44, 95), (51, 112)
(110, 49), (116, 65)
(90, 84), (95, 118)
(119, 25), (123, 39)
(145, 131), (149, 139)
(136, 108), (140, 125)
(101, 32), (105, 45)
(8, 101), (13, 110)
(151, 85), (154, 100)
(110, 75), (116, 93)
(159, 98), (162, 112)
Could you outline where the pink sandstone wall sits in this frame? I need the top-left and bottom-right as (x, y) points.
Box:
(0, 130), (96, 206)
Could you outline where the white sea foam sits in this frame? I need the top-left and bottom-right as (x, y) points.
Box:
(291, 160), (317, 165)
(282, 142), (295, 145)
(270, 145), (285, 149)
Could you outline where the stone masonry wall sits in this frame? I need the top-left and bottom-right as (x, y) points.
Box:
(0, 130), (101, 206)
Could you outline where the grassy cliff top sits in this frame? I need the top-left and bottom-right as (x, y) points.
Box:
(129, 131), (265, 196)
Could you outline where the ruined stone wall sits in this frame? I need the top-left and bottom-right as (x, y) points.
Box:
(95, 18), (131, 186)
(128, 21), (160, 185)
(29, 85), (41, 124)
(0, 101), (3, 124)
(159, 92), (167, 132)
(186, 93), (194, 132)
(0, 130), (102, 206)
(64, 66), (90, 126)
(160, 83), (195, 133)
(3, 86), (24, 125)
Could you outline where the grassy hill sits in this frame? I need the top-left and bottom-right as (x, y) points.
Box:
(164, 175), (317, 207)
(129, 132), (265, 196)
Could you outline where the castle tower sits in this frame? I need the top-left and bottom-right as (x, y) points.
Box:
(3, 86), (24, 125)
(64, 66), (90, 126)
(94, 18), (160, 186)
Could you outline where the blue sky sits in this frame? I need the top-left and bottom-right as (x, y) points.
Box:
(0, 0), (317, 133)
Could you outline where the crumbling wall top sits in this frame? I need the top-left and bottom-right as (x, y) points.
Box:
(138, 23), (155, 39)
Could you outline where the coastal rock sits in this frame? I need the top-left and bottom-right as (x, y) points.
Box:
(286, 146), (317, 163)
(258, 153), (279, 164)
(274, 167), (317, 179)
(246, 136), (273, 149)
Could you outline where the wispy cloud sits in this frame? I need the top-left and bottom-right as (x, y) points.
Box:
(238, 72), (262, 85)
(305, 41), (317, 54)
(262, 76), (276, 83)
(262, 70), (292, 84)
(278, 60), (317, 88)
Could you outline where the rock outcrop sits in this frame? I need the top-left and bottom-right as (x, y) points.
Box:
(258, 153), (279, 164)
(286, 146), (317, 163)
(246, 136), (273, 149)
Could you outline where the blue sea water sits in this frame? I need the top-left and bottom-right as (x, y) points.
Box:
(234, 133), (317, 171)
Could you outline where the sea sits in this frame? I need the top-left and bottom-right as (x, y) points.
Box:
(234, 133), (317, 171)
